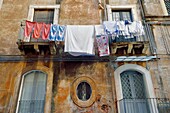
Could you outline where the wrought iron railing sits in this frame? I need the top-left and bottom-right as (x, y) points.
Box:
(118, 98), (170, 113)
(18, 100), (45, 113)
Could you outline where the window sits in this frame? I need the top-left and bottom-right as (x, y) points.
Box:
(71, 76), (96, 108)
(164, 0), (170, 15)
(16, 70), (47, 113)
(27, 5), (60, 24)
(33, 9), (54, 24)
(106, 5), (138, 21)
(112, 10), (133, 21)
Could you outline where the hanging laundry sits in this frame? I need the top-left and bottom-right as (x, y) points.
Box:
(64, 25), (95, 55)
(49, 24), (58, 41)
(49, 25), (65, 41)
(24, 20), (35, 42)
(94, 25), (105, 35)
(42, 23), (51, 40)
(117, 21), (126, 31)
(128, 21), (145, 36)
(103, 21), (118, 35)
(32, 22), (43, 39)
(96, 35), (110, 56)
(56, 25), (65, 41)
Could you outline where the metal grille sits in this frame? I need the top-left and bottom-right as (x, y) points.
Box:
(121, 73), (132, 98)
(121, 71), (146, 99)
(164, 0), (170, 15)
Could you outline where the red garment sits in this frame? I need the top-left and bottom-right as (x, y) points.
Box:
(32, 22), (43, 39)
(24, 20), (35, 37)
(42, 23), (51, 40)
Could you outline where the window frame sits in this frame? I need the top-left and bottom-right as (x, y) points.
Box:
(27, 5), (60, 24)
(0, 0), (3, 10)
(16, 70), (47, 113)
(162, 0), (170, 15)
(106, 5), (138, 21)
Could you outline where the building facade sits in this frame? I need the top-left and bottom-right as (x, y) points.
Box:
(0, 0), (170, 113)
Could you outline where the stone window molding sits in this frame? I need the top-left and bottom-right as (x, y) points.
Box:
(71, 76), (96, 108)
(160, 0), (169, 15)
(27, 5), (60, 24)
(106, 5), (138, 21)
(0, 0), (3, 10)
(114, 64), (156, 113)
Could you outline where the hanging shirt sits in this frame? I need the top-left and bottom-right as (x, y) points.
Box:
(64, 25), (95, 55)
(32, 22), (43, 39)
(128, 21), (145, 36)
(42, 23), (51, 40)
(24, 20), (35, 37)
(96, 35), (110, 56)
(103, 21), (118, 35)
(24, 20), (35, 42)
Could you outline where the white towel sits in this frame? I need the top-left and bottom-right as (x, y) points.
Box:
(95, 25), (105, 36)
(64, 25), (95, 55)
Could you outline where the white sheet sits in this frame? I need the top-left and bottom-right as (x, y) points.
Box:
(64, 25), (95, 55)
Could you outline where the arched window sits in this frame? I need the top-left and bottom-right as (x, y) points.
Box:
(16, 70), (47, 113)
(120, 70), (150, 113)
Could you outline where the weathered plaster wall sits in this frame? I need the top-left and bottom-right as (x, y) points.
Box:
(52, 62), (114, 113)
(59, 0), (100, 25)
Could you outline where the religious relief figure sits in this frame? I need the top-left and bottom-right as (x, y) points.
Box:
(77, 82), (91, 101)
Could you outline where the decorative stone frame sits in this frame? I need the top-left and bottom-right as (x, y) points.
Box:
(106, 5), (138, 21)
(71, 76), (96, 108)
(114, 64), (157, 113)
(0, 0), (3, 10)
(27, 5), (60, 24)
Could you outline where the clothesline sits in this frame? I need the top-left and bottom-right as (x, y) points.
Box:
(23, 20), (145, 57)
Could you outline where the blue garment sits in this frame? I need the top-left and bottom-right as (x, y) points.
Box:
(49, 24), (58, 41)
(57, 25), (65, 41)
(49, 25), (65, 41)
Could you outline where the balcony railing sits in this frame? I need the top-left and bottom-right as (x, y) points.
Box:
(118, 98), (170, 113)
(18, 100), (45, 113)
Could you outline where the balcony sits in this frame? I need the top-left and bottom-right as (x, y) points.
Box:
(118, 98), (170, 113)
(17, 21), (57, 56)
(110, 35), (149, 56)
(109, 21), (157, 57)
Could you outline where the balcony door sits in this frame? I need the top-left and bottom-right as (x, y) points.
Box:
(120, 70), (149, 113)
(17, 70), (46, 113)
